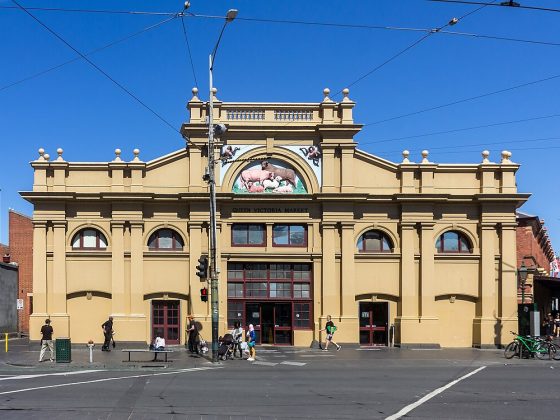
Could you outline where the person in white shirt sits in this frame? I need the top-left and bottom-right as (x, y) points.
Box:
(152, 333), (166, 361)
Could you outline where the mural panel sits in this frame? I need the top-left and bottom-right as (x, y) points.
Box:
(232, 159), (307, 194)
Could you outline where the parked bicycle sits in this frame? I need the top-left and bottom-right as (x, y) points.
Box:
(504, 331), (554, 360)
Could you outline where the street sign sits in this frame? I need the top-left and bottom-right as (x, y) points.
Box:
(16, 299), (24, 310)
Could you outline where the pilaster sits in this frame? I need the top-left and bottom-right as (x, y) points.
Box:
(50, 221), (69, 335)
(499, 223), (518, 345)
(30, 221), (48, 340)
(129, 221), (144, 315)
(321, 222), (338, 317)
(111, 220), (126, 315)
(320, 146), (336, 193)
(340, 222), (358, 342)
(340, 146), (355, 193)
(473, 222), (497, 347)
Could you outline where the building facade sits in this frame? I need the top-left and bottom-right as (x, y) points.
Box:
(516, 211), (559, 326)
(22, 88), (529, 347)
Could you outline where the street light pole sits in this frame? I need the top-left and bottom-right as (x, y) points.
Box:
(207, 9), (238, 363)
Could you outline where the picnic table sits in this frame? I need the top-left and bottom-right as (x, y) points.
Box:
(121, 349), (173, 362)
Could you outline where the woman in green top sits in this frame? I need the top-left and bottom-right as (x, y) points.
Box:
(321, 315), (341, 351)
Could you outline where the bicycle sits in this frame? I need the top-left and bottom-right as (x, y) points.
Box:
(504, 331), (552, 360)
(539, 335), (560, 361)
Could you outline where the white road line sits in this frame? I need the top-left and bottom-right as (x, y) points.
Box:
(385, 366), (486, 420)
(300, 354), (334, 357)
(280, 361), (306, 366)
(251, 361), (278, 366)
(356, 348), (381, 351)
(0, 366), (221, 396)
(0, 370), (104, 382)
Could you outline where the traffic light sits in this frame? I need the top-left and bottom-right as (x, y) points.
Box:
(200, 287), (208, 302)
(196, 256), (208, 280)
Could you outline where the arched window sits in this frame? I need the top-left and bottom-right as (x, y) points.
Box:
(148, 229), (184, 250)
(71, 229), (108, 250)
(436, 230), (471, 253)
(357, 230), (393, 252)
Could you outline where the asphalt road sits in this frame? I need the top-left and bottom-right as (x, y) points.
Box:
(0, 347), (558, 419)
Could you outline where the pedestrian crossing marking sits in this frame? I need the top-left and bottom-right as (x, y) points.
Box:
(252, 361), (278, 366)
(280, 361), (307, 366)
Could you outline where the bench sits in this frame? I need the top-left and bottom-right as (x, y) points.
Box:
(121, 349), (174, 363)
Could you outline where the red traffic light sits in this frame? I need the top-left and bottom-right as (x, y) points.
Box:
(200, 287), (208, 302)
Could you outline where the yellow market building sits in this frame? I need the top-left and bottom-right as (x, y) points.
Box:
(22, 88), (529, 348)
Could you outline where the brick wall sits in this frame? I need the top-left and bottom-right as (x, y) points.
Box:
(8, 210), (33, 334)
(516, 225), (551, 270)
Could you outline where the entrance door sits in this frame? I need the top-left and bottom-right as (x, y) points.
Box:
(274, 303), (292, 344)
(152, 300), (180, 344)
(244, 302), (293, 345)
(359, 302), (389, 346)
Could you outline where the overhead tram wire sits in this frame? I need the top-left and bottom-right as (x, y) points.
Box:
(364, 73), (560, 127)
(360, 113), (560, 145)
(2, 5), (557, 47)
(331, 0), (496, 97)
(0, 14), (178, 93)
(10, 1), (198, 147)
(0, 5), (177, 15)
(427, 0), (560, 14)
(376, 135), (560, 155)
(180, 15), (199, 89)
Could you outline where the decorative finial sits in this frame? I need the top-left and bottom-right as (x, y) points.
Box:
(501, 150), (512, 164)
(44, 153), (50, 161)
(38, 148), (45, 161)
(191, 87), (200, 101)
(56, 148), (64, 161)
(402, 150), (410, 163)
(211, 87), (219, 101)
(322, 88), (332, 102)
(132, 148), (141, 162)
(481, 150), (490, 164)
(342, 88), (351, 102)
(114, 148), (122, 162)
(421, 150), (430, 163)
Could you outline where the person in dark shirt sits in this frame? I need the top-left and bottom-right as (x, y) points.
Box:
(101, 316), (113, 351)
(321, 315), (341, 352)
(187, 315), (199, 354)
(39, 319), (54, 362)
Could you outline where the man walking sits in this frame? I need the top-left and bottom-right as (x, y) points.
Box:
(101, 316), (113, 352)
(321, 315), (341, 351)
(39, 318), (54, 362)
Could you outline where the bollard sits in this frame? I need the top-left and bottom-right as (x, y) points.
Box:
(87, 340), (94, 363)
(4, 333), (7, 353)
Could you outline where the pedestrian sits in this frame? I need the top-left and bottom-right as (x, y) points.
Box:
(151, 332), (166, 361)
(321, 315), (341, 351)
(187, 315), (199, 354)
(554, 313), (560, 338)
(231, 321), (243, 358)
(247, 323), (256, 361)
(101, 316), (113, 352)
(38, 318), (54, 362)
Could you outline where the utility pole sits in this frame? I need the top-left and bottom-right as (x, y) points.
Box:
(206, 9), (238, 363)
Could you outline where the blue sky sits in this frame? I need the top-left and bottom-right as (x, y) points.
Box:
(1, 0), (558, 251)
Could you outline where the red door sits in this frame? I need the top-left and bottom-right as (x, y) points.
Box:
(359, 302), (389, 346)
(152, 300), (180, 344)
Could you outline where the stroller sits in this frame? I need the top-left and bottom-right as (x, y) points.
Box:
(217, 333), (235, 361)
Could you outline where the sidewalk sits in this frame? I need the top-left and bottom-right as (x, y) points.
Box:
(0, 338), (213, 372)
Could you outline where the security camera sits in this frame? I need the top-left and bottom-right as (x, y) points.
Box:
(213, 123), (228, 136)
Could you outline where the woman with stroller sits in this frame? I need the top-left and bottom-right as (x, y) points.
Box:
(247, 324), (256, 361)
(231, 321), (243, 359)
